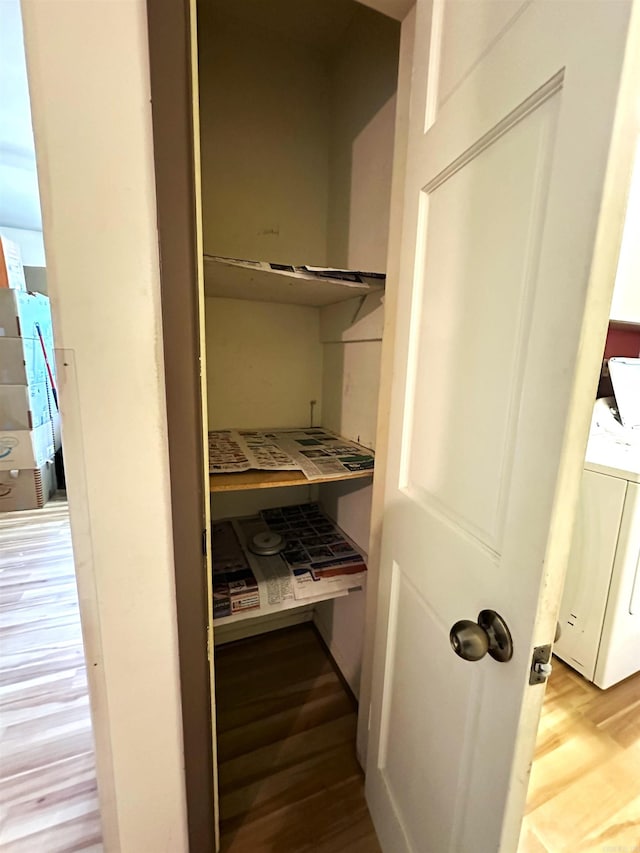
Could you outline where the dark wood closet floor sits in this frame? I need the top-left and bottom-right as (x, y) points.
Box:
(215, 623), (382, 853)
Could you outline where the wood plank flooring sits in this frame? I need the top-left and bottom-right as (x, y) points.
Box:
(0, 499), (102, 853)
(215, 624), (382, 853)
(520, 658), (640, 852)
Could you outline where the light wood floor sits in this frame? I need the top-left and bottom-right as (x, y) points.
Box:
(215, 623), (382, 853)
(520, 658), (640, 852)
(0, 499), (102, 853)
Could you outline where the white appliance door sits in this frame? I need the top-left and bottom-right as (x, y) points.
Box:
(554, 470), (627, 681)
(596, 481), (640, 688)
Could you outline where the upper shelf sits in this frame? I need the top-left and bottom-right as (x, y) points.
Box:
(210, 466), (373, 493)
(203, 255), (385, 307)
(209, 427), (375, 493)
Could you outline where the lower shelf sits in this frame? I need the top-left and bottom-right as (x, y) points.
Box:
(212, 582), (358, 628)
(212, 510), (367, 629)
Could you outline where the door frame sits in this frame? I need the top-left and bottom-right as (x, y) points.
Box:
(146, 2), (216, 850)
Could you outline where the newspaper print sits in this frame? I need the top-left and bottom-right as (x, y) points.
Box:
(208, 430), (252, 473)
(238, 431), (300, 471)
(234, 515), (295, 607)
(210, 520), (260, 619)
(208, 429), (299, 474)
(259, 503), (366, 600)
(273, 429), (374, 480)
(209, 428), (374, 481)
(229, 508), (365, 609)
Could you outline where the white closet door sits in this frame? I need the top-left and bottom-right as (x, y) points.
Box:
(366, 1), (636, 851)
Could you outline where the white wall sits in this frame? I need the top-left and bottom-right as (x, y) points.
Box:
(0, 1), (45, 265)
(327, 6), (400, 270)
(21, 2), (188, 851)
(315, 293), (385, 698)
(319, 8), (398, 447)
(315, 6), (398, 697)
(197, 8), (330, 264)
(610, 138), (640, 323)
(321, 339), (383, 450)
(315, 477), (374, 696)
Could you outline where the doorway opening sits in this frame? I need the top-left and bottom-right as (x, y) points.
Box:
(0, 4), (100, 850)
(194, 0), (401, 846)
(522, 143), (640, 851)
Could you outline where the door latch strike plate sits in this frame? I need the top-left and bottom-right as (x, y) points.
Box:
(529, 643), (552, 685)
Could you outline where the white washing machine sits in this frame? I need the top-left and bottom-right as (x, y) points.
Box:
(554, 377), (640, 689)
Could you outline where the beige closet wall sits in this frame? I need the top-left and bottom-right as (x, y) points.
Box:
(197, 1), (399, 269)
(199, 0), (400, 470)
(206, 298), (323, 429)
(198, 3), (334, 428)
(320, 9), (400, 451)
(197, 5), (330, 264)
(313, 10), (399, 697)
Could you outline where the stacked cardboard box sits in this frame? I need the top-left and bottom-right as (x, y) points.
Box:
(0, 259), (59, 511)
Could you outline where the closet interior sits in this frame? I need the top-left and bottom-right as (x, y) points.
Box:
(198, 0), (401, 701)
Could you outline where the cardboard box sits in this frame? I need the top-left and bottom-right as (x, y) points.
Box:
(0, 422), (55, 470)
(0, 337), (51, 386)
(0, 289), (54, 351)
(23, 266), (48, 296)
(0, 461), (57, 512)
(0, 236), (26, 291)
(0, 384), (53, 430)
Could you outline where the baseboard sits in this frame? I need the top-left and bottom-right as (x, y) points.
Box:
(313, 609), (361, 699)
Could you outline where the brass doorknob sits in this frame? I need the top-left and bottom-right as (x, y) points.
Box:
(449, 620), (488, 661)
(450, 610), (513, 663)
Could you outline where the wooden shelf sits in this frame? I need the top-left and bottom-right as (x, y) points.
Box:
(203, 255), (384, 307)
(210, 467), (373, 493)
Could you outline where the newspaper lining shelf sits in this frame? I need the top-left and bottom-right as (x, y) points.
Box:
(209, 427), (375, 492)
(212, 503), (367, 627)
(203, 255), (385, 307)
